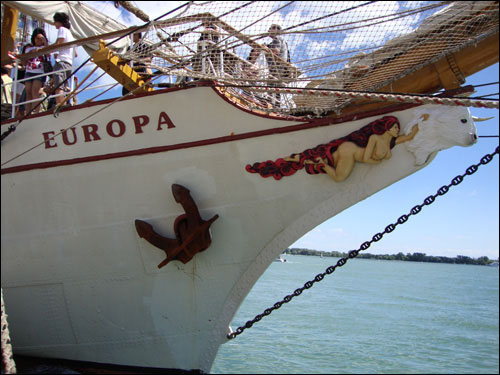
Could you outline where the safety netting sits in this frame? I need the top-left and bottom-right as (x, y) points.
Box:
(121, 1), (499, 115)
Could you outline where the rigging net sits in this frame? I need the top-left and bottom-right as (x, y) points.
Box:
(120, 1), (498, 116)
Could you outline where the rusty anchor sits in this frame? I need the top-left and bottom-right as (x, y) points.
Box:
(135, 184), (219, 268)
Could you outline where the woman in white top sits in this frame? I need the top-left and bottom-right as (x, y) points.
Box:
(24, 28), (47, 114)
(52, 12), (76, 105)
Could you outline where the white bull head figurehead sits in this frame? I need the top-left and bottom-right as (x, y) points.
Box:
(403, 105), (492, 165)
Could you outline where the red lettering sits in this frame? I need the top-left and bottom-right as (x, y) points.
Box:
(157, 112), (176, 130)
(106, 119), (126, 138)
(82, 124), (101, 142)
(133, 115), (149, 134)
(43, 112), (175, 150)
(42, 131), (58, 149)
(61, 128), (77, 146)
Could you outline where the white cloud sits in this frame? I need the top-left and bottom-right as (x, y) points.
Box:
(467, 190), (478, 197)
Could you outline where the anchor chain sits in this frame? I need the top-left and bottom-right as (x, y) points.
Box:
(227, 146), (499, 340)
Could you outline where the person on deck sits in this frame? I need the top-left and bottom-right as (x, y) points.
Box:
(122, 32), (154, 95)
(265, 24), (289, 104)
(24, 28), (48, 114)
(192, 20), (221, 76)
(52, 12), (77, 106)
(266, 24), (289, 72)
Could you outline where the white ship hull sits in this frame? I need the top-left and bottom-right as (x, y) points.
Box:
(1, 86), (459, 372)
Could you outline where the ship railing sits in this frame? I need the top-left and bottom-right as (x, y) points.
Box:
(193, 40), (291, 110)
(6, 58), (118, 119)
(196, 40), (227, 77)
(9, 65), (72, 118)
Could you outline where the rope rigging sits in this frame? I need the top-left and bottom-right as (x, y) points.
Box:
(1, 1), (193, 142)
(1, 1), (497, 132)
(123, 2), (494, 96)
(227, 145), (500, 339)
(218, 83), (500, 109)
(1, 1), (498, 165)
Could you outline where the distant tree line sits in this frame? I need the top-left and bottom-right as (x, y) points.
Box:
(283, 248), (495, 266)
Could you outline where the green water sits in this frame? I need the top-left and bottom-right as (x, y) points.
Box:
(212, 255), (499, 374)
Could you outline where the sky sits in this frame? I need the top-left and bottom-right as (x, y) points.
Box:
(44, 1), (499, 259)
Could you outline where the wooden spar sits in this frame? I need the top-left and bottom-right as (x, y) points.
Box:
(329, 32), (499, 118)
(0, 25), (147, 66)
(91, 41), (154, 94)
(1, 5), (18, 63)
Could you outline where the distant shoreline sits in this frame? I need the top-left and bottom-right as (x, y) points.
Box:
(284, 248), (497, 266)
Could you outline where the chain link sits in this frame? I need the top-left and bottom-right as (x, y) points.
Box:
(227, 146), (499, 340)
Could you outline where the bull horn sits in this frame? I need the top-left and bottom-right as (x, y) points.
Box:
(472, 116), (494, 122)
(420, 113), (430, 121)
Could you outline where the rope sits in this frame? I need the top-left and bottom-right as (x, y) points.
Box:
(82, 82), (120, 103)
(474, 93), (499, 99)
(115, 1), (150, 22)
(231, 85), (500, 109)
(1, 289), (16, 374)
(473, 82), (499, 88)
(174, 0), (295, 68)
(52, 66), (99, 114)
(282, 2), (445, 35)
(281, 1), (377, 33)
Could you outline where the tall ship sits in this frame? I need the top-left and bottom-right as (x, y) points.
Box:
(1, 1), (498, 373)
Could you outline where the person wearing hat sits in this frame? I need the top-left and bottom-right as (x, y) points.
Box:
(267, 24), (288, 62)
(192, 20), (222, 76)
(266, 24), (289, 104)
